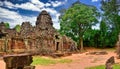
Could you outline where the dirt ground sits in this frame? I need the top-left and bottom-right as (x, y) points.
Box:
(0, 48), (120, 69)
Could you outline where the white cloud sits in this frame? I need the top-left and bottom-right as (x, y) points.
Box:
(30, 0), (45, 8)
(0, 7), (60, 29)
(50, 0), (67, 7)
(45, 3), (51, 7)
(53, 13), (60, 29)
(51, 1), (62, 7)
(15, 2), (41, 11)
(0, 0), (66, 11)
(31, 0), (40, 4)
(1, 1), (15, 9)
(91, 0), (98, 2)
(0, 1), (3, 6)
(0, 1), (40, 11)
(0, 7), (36, 28)
(30, 0), (66, 8)
(0, 7), (22, 20)
(42, 8), (57, 15)
(0, 0), (63, 29)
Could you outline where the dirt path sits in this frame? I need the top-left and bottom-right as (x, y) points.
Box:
(0, 60), (5, 69)
(0, 49), (120, 69)
(35, 51), (119, 69)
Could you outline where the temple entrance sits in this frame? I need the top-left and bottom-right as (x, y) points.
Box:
(55, 35), (60, 51)
(56, 42), (59, 51)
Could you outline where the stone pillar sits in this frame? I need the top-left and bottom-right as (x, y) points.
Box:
(32, 39), (35, 49)
(61, 38), (63, 52)
(3, 37), (8, 52)
(0, 39), (4, 51)
(7, 38), (12, 52)
(24, 39), (29, 51)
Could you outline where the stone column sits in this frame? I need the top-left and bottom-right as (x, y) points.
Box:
(8, 38), (12, 52)
(61, 38), (63, 52)
(24, 39), (29, 51)
(0, 39), (3, 51)
(4, 37), (8, 52)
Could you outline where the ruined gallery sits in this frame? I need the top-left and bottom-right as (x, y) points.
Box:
(0, 10), (77, 54)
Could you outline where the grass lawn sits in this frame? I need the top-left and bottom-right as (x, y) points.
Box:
(86, 64), (120, 69)
(31, 56), (72, 66)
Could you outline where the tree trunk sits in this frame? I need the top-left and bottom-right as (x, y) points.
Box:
(80, 37), (84, 52)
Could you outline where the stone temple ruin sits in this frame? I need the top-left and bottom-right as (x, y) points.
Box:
(0, 10), (77, 55)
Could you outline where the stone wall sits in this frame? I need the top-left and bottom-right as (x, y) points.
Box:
(0, 39), (5, 51)
(10, 38), (26, 50)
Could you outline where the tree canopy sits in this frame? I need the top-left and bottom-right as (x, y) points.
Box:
(83, 0), (120, 48)
(60, 3), (99, 51)
(14, 24), (21, 32)
(101, 0), (120, 32)
(4, 22), (10, 29)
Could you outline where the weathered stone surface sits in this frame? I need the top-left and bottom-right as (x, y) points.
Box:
(52, 52), (72, 58)
(105, 56), (115, 69)
(20, 22), (34, 38)
(0, 10), (77, 55)
(10, 38), (26, 50)
(35, 10), (56, 38)
(0, 22), (6, 31)
(86, 51), (108, 55)
(6, 29), (17, 38)
(0, 22), (17, 38)
(62, 35), (78, 52)
(0, 29), (6, 38)
(36, 10), (53, 26)
(24, 66), (35, 69)
(3, 53), (35, 69)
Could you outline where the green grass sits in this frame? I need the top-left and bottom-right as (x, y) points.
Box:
(58, 59), (72, 63)
(31, 56), (72, 66)
(105, 48), (116, 51)
(86, 64), (120, 69)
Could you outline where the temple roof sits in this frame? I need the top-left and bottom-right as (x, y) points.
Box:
(40, 10), (48, 15)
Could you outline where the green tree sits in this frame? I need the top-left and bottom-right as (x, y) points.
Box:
(60, 3), (99, 51)
(4, 22), (10, 29)
(101, 0), (120, 47)
(101, 0), (119, 33)
(83, 28), (100, 47)
(14, 24), (21, 32)
(99, 20), (108, 48)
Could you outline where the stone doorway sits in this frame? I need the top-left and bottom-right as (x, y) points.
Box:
(55, 35), (61, 51)
(56, 42), (59, 51)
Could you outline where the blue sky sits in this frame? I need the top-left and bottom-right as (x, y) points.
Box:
(0, 0), (101, 29)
